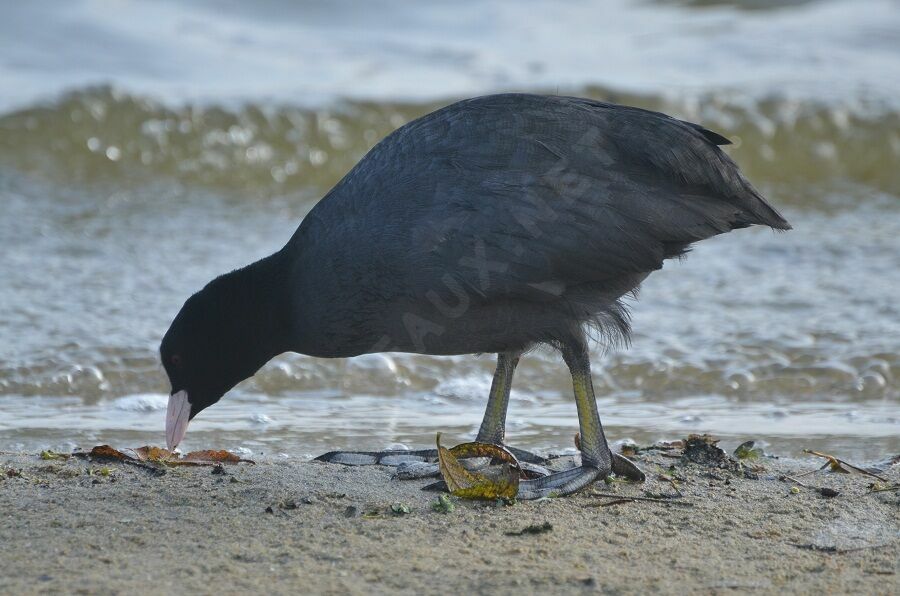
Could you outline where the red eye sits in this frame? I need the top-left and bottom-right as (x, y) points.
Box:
(170, 355), (182, 367)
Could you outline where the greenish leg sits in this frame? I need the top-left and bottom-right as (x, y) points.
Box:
(561, 343), (612, 472)
(475, 351), (521, 445)
(516, 338), (643, 499)
(317, 341), (642, 494)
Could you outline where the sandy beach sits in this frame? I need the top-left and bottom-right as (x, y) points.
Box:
(1, 445), (897, 595)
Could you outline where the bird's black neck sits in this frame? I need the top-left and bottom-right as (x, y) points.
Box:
(212, 250), (294, 375)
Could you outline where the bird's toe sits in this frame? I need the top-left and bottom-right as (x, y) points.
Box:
(612, 453), (645, 481)
(516, 465), (603, 500)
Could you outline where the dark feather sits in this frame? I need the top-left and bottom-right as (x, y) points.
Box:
(291, 94), (790, 356)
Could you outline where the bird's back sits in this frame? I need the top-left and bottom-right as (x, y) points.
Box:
(289, 94), (790, 356)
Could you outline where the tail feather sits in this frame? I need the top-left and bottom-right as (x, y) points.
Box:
(742, 188), (792, 230)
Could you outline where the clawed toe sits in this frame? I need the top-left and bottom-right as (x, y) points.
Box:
(612, 453), (645, 481)
(517, 465), (604, 500)
(516, 455), (645, 499)
(315, 448), (438, 467)
(394, 461), (441, 479)
(504, 445), (551, 465)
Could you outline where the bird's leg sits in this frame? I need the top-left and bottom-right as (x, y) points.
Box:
(392, 350), (550, 479)
(565, 342), (611, 471)
(473, 351), (519, 445)
(474, 351), (551, 474)
(516, 340), (644, 500)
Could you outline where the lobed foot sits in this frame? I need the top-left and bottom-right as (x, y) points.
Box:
(517, 465), (603, 499)
(315, 446), (643, 497)
(612, 452), (645, 481)
(314, 448), (439, 467)
(315, 445), (552, 479)
(516, 454), (645, 499)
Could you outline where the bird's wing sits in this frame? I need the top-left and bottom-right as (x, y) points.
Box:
(342, 94), (788, 304)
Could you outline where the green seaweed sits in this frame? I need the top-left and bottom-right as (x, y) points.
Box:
(431, 494), (456, 514)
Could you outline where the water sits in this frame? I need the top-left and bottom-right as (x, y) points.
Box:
(1, 0), (898, 461)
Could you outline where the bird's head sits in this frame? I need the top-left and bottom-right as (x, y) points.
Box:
(160, 260), (289, 450)
(160, 290), (242, 450)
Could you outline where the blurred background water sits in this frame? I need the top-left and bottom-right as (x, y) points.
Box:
(1, 0), (898, 460)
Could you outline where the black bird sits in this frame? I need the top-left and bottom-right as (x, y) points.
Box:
(160, 94), (790, 498)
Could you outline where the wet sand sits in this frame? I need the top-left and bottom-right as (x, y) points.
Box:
(1, 448), (897, 595)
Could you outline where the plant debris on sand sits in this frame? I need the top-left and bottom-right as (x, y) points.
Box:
(505, 522), (553, 536)
(435, 434), (521, 500)
(1, 445), (897, 594)
(66, 445), (254, 470)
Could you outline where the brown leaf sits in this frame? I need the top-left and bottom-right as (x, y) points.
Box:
(178, 450), (251, 465)
(448, 441), (520, 466)
(134, 446), (175, 463)
(436, 434), (520, 500)
(436, 437), (483, 492)
(76, 445), (253, 467)
(87, 445), (131, 460)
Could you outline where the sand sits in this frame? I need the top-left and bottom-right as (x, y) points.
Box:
(1, 446), (897, 595)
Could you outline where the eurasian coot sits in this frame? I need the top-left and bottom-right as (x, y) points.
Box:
(161, 94), (790, 498)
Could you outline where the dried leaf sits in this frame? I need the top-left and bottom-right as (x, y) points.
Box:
(179, 449), (248, 465)
(436, 437), (489, 492)
(436, 434), (520, 500)
(448, 441), (519, 466)
(808, 451), (850, 474)
(827, 459), (850, 474)
(803, 449), (887, 481)
(87, 445), (131, 460)
(134, 446), (175, 462)
(75, 445), (253, 467)
(869, 484), (900, 493)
